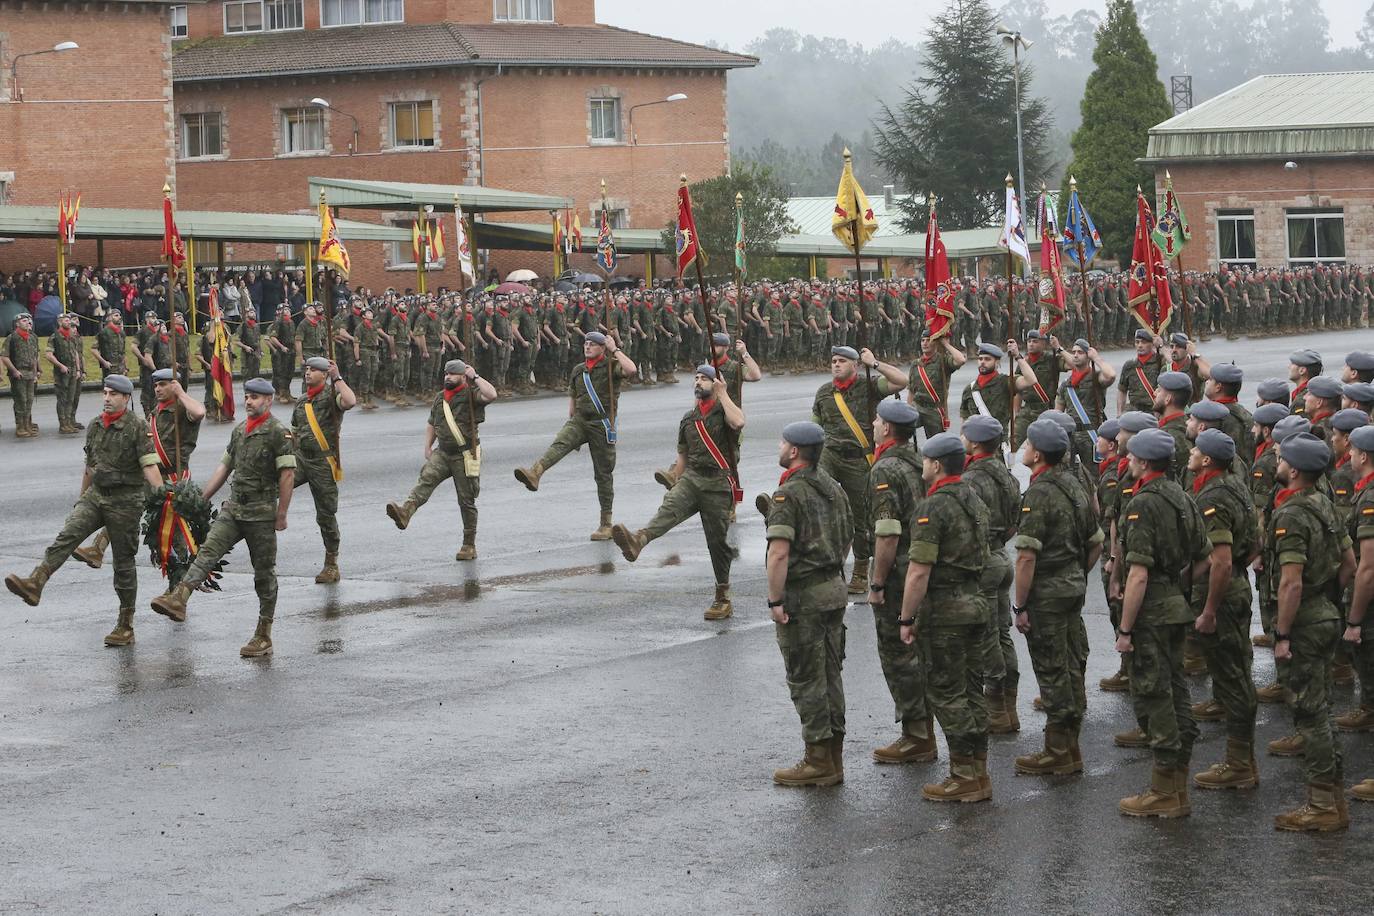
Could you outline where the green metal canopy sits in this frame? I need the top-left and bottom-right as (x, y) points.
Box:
(0, 204), (409, 243)
(774, 229), (1037, 260)
(476, 221), (668, 254)
(309, 177), (574, 214)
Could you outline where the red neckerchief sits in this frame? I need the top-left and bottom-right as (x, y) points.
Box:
(159, 333), (169, 343)
(697, 398), (716, 417)
(712, 354), (729, 369)
(779, 463), (810, 486)
(1099, 457), (1116, 476)
(175, 327), (186, 337)
(1161, 411), (1184, 426)
(1027, 352), (1041, 365)
(1336, 451), (1351, 469)
(1255, 439), (1272, 461)
(1030, 465), (1053, 483)
(1069, 367), (1091, 387)
(927, 475), (961, 496)
(873, 439), (900, 463)
(246, 318), (257, 327)
(1212, 395), (1237, 405)
(157, 397), (176, 412)
(965, 451), (994, 468)
(1311, 409), (1334, 425)
(1171, 359), (1188, 372)
(15, 329), (29, 341)
(1293, 379), (1309, 399)
(1356, 471), (1374, 492)
(833, 374), (857, 392)
(1135, 470), (1166, 491)
(100, 409), (125, 429)
(305, 383), (325, 400)
(244, 412), (270, 436)
(976, 370), (1000, 389)
(58, 327), (73, 339)
(1274, 486), (1306, 509)
(307, 316), (320, 326)
(1191, 468), (1222, 494)
(585, 354), (604, 371)
(443, 383), (467, 402)
(362, 319), (373, 329)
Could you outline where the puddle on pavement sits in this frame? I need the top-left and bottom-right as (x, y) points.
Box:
(315, 561), (618, 618)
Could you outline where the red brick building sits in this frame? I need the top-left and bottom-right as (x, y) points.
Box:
(170, 0), (755, 288)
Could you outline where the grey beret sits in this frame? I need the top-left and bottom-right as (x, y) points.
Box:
(1307, 376), (1343, 400)
(1158, 371), (1192, 393)
(244, 377), (274, 396)
(923, 431), (965, 459)
(1118, 411), (1159, 433)
(694, 364), (718, 381)
(1253, 403), (1289, 426)
(978, 342), (1005, 359)
(1098, 418), (1121, 440)
(305, 356), (331, 372)
(444, 359), (467, 375)
(1289, 348), (1322, 368)
(831, 345), (859, 361)
(1330, 408), (1369, 433)
(1073, 338), (1091, 351)
(1256, 378), (1291, 403)
(1344, 382), (1374, 405)
(1027, 417), (1070, 453)
(1210, 363), (1243, 386)
(1040, 409), (1078, 435)
(877, 398), (919, 426)
(1346, 351), (1374, 372)
(102, 374), (134, 395)
(1280, 433), (1331, 473)
(782, 421), (824, 447)
(585, 331), (607, 345)
(1134, 328), (1154, 341)
(1195, 428), (1236, 462)
(1169, 332), (1190, 347)
(1127, 427), (1175, 461)
(1026, 329), (1044, 340)
(712, 332), (731, 347)
(151, 368), (174, 383)
(962, 414), (1004, 443)
(1272, 415), (1312, 444)
(1350, 426), (1374, 452)
(1191, 399), (1230, 422)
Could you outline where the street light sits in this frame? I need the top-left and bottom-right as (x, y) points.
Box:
(995, 22), (1032, 219)
(310, 96), (359, 155)
(628, 92), (688, 145)
(9, 41), (79, 102)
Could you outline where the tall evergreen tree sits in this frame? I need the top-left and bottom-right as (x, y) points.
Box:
(1064, 0), (1172, 264)
(872, 0), (1053, 232)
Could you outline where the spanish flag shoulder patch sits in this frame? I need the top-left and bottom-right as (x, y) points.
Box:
(1275, 528), (1287, 536)
(1203, 506), (1216, 516)
(917, 516), (930, 525)
(1363, 507), (1374, 516)
(1127, 513), (1140, 521)
(774, 494), (786, 502)
(875, 482), (890, 491)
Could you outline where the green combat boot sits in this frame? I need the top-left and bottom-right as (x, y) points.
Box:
(922, 755), (991, 803)
(104, 607), (135, 647)
(872, 719), (938, 764)
(315, 552), (340, 584)
(454, 529), (477, 562)
(5, 564), (52, 607)
(1014, 724), (1079, 776)
(513, 461), (545, 492)
(704, 583), (733, 621)
(1275, 784), (1349, 832)
(1119, 766), (1190, 818)
(386, 499), (417, 530)
(590, 511), (614, 542)
(611, 525), (647, 562)
(240, 616), (273, 658)
(653, 467), (680, 491)
(73, 530), (110, 570)
(1193, 737), (1259, 790)
(773, 743), (841, 787)
(150, 582), (193, 622)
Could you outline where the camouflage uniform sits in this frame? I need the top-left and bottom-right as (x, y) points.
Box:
(238, 318), (262, 381)
(291, 380), (346, 557)
(812, 374), (896, 572)
(964, 452), (1021, 696)
(1118, 350), (1166, 413)
(404, 386), (487, 537)
(96, 320), (127, 380)
(908, 348), (956, 439)
(6, 327), (40, 432)
(533, 356), (626, 515)
(270, 313), (296, 399)
(1252, 440), (1281, 637)
(51, 328), (83, 431)
(1346, 477), (1374, 714)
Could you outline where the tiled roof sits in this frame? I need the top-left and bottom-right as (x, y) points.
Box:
(173, 21), (755, 82)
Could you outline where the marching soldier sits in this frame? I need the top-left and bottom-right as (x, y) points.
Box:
(811, 345), (909, 594)
(513, 331), (637, 540)
(150, 377), (296, 658)
(4, 375), (163, 646)
(94, 310), (128, 381)
(612, 364), (745, 619)
(292, 356), (356, 583)
(4, 312), (40, 437)
(385, 359), (497, 560)
(898, 431), (992, 802)
(959, 343), (1013, 453)
(767, 420), (852, 787)
(908, 331), (965, 440)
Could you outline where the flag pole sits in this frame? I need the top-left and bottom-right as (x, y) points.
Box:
(682, 176), (715, 364)
(457, 193), (479, 444)
(1067, 177), (1103, 426)
(843, 150), (873, 409)
(734, 191), (745, 345)
(163, 183), (183, 478)
(1006, 175), (1018, 452)
(1165, 172), (1193, 339)
(599, 179), (616, 434)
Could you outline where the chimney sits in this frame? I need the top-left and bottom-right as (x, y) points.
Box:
(883, 185), (895, 208)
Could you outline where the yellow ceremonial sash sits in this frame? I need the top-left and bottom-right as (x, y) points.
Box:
(303, 401), (343, 482)
(441, 397), (481, 477)
(833, 390), (874, 466)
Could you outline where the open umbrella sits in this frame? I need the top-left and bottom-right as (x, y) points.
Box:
(0, 300), (27, 335)
(552, 280), (579, 293)
(493, 281), (533, 295)
(505, 269), (538, 282)
(34, 295), (63, 335)
(572, 272), (604, 285)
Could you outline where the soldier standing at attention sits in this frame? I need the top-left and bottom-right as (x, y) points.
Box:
(5, 375), (163, 646)
(4, 312), (40, 437)
(1007, 331), (1065, 447)
(864, 399), (935, 763)
(295, 302), (327, 368)
(961, 415), (1022, 735)
(49, 312), (85, 435)
(1114, 427), (1212, 818)
(959, 343), (1013, 455)
(150, 378), (296, 658)
(293, 356), (356, 583)
(1011, 418), (1104, 776)
(354, 305), (380, 410)
(1341, 426), (1374, 797)
(1204, 363), (1253, 468)
(237, 308), (262, 385)
(811, 345), (909, 594)
(1117, 328), (1166, 416)
(268, 303), (296, 403)
(133, 310), (160, 416)
(908, 331), (966, 441)
(513, 331), (637, 541)
(385, 360), (496, 560)
(94, 310), (128, 381)
(1288, 349), (1322, 417)
(1186, 430), (1261, 791)
(767, 421), (852, 787)
(897, 431), (992, 802)
(1153, 371), (1195, 483)
(1056, 339), (1116, 469)
(612, 364), (745, 620)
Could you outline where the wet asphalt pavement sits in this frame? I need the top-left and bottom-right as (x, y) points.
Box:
(3, 329), (1374, 915)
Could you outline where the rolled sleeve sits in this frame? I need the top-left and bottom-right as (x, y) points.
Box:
(275, 454), (297, 470)
(908, 540), (939, 565)
(766, 524), (796, 542)
(138, 453), (160, 468)
(1012, 533), (1043, 552)
(874, 518), (902, 538)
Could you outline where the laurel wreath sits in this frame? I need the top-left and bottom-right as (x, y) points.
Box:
(141, 480), (225, 589)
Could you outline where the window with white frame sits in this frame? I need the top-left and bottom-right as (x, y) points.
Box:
(389, 101), (434, 148)
(1216, 209), (1255, 265)
(181, 112), (223, 158)
(494, 0), (553, 21)
(589, 97), (621, 142)
(1287, 208), (1345, 264)
(225, 0), (303, 33)
(170, 5), (189, 37)
(388, 217), (417, 268)
(322, 0), (404, 26)
(591, 207), (627, 230)
(281, 107), (325, 154)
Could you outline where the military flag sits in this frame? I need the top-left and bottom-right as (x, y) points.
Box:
(453, 199), (475, 283)
(595, 207), (617, 274)
(922, 204), (955, 341)
(206, 286), (235, 420)
(317, 199), (351, 279)
(999, 179), (1031, 273)
(161, 192), (186, 275)
(1060, 178), (1101, 268)
(831, 149), (877, 252)
(430, 216), (446, 262)
(1035, 190), (1067, 333)
(1127, 189), (1173, 334)
(572, 212), (584, 252)
(734, 203), (747, 278)
(675, 181), (701, 277)
(58, 191), (80, 245)
(1151, 173), (1191, 260)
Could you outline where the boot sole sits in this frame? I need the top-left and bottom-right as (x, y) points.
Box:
(385, 504), (408, 530)
(149, 601), (187, 623)
(104, 636), (134, 647)
(513, 469), (539, 492)
(1274, 819), (1347, 832)
(921, 788), (992, 802)
(1336, 723), (1374, 733)
(703, 611), (733, 620)
(74, 550), (104, 570)
(240, 646), (273, 658)
(4, 575), (40, 607)
(873, 753), (938, 764)
(1119, 806), (1191, 818)
(1014, 762), (1080, 776)
(1194, 779), (1258, 790)
(610, 525), (639, 562)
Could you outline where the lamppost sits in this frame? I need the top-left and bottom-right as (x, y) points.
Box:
(995, 22), (1032, 216)
(9, 41), (78, 101)
(310, 97), (359, 155)
(628, 92), (687, 145)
